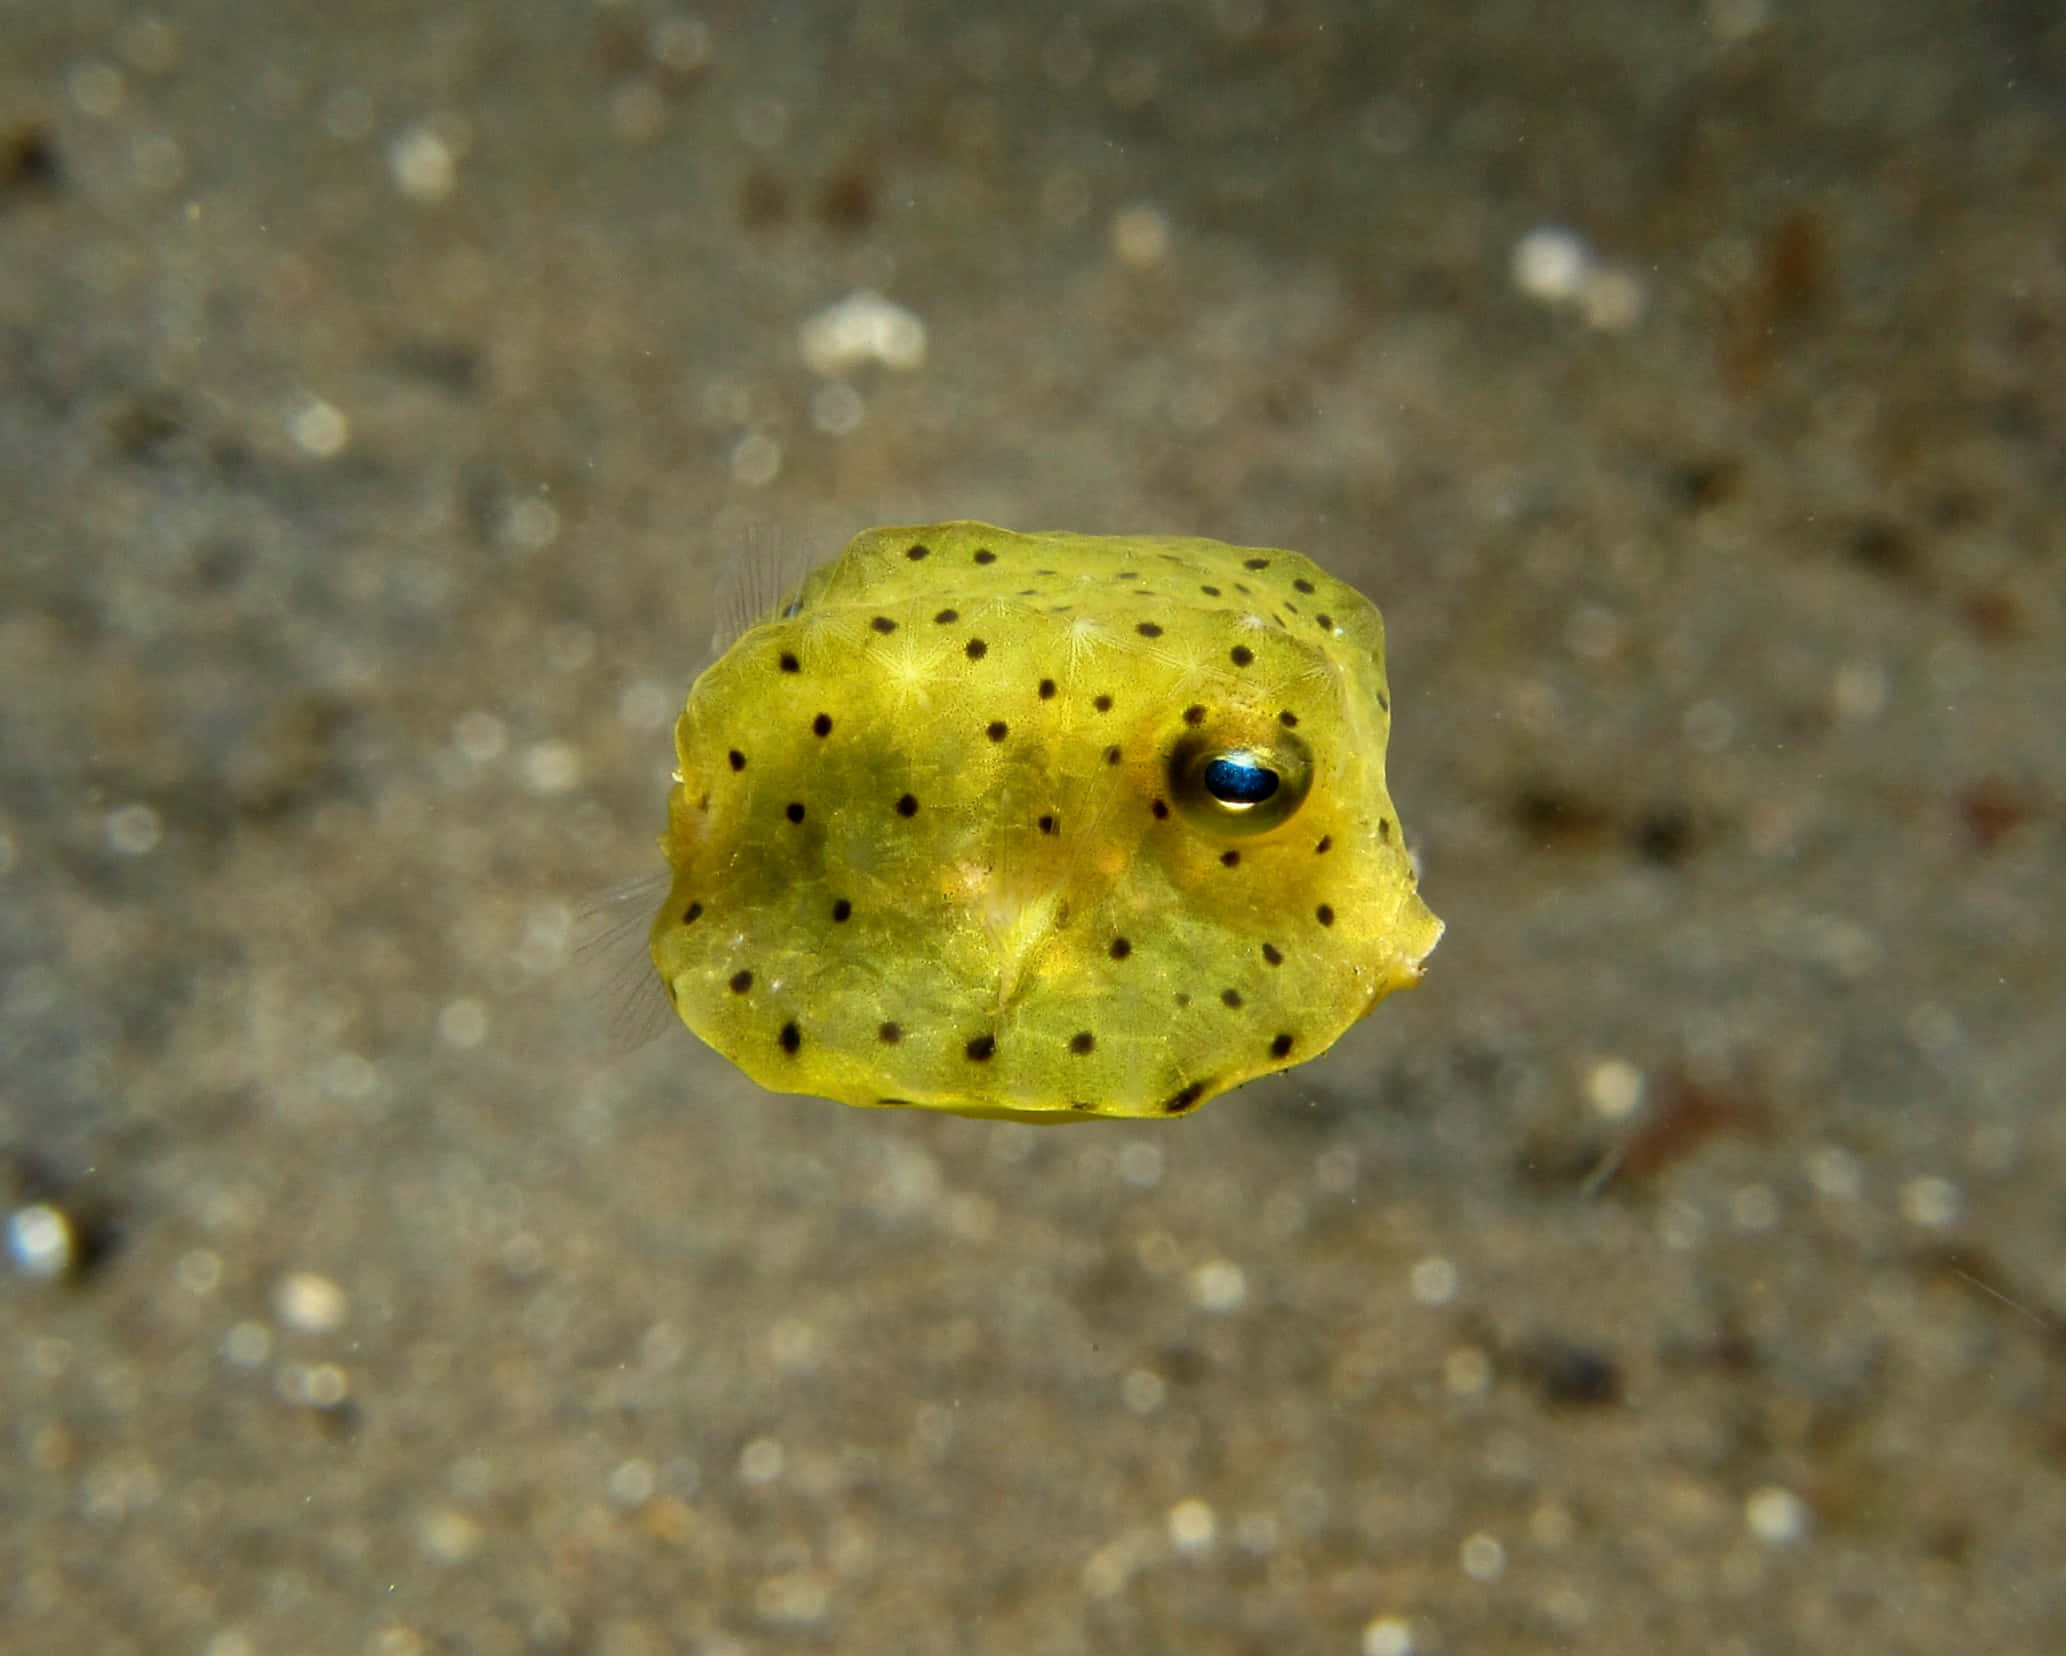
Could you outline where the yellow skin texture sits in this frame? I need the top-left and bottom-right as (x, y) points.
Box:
(652, 523), (1441, 1120)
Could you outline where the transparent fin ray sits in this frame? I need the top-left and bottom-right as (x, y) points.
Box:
(571, 874), (680, 1055)
(708, 519), (829, 661)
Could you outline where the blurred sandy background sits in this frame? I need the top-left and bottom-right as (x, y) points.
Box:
(3, 2), (2063, 1651)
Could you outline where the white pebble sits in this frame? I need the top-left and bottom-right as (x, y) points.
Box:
(755, 1571), (829, 1626)
(521, 740), (583, 796)
(324, 1052), (378, 1100)
(289, 398), (350, 457)
(1730, 1183), (1781, 1233)
(1109, 203), (1171, 269)
(1831, 661), (1889, 721)
(1707, 0), (1774, 45)
(1409, 1255), (1458, 1306)
(419, 1506), (483, 1563)
(1580, 264), (1646, 331)
(1899, 1175), (1962, 1229)
(505, 497), (561, 550)
(222, 1320), (272, 1367)
(1585, 1057), (1643, 1120)
(808, 381), (866, 436)
(1443, 1345), (1491, 1398)
(7, 1204), (76, 1280)
(1361, 1616), (1415, 1656)
(1117, 1141), (1163, 1189)
(131, 134), (186, 192)
(1682, 698), (1736, 753)
(452, 710), (508, 764)
(798, 291), (927, 377)
(323, 87), (377, 143)
(1121, 1368), (1166, 1415)
(1167, 1498), (1216, 1552)
(1459, 1531), (1506, 1581)
(1511, 227), (1592, 304)
(68, 62), (126, 119)
(275, 1270), (349, 1334)
(1188, 1258), (1247, 1312)
(617, 679), (674, 732)
(390, 124), (457, 202)
(176, 1248), (223, 1295)
(738, 1437), (784, 1485)
(608, 1458), (657, 1507)
(437, 998), (489, 1050)
(651, 15), (714, 74)
(1744, 1484), (1808, 1544)
(105, 803), (163, 856)
(1804, 1145), (1863, 1201)
(609, 81), (668, 145)
(729, 431), (782, 487)
(118, 18), (181, 75)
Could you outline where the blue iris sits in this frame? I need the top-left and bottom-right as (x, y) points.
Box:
(1202, 754), (1280, 806)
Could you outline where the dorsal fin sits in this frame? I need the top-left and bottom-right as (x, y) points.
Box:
(708, 518), (826, 661)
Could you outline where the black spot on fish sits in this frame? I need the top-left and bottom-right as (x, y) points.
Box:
(831, 898), (852, 922)
(812, 713), (833, 737)
(871, 615), (898, 633)
(729, 970), (753, 993)
(1230, 645), (1254, 667)
(895, 793), (918, 817)
(965, 638), (988, 660)
(965, 1033), (997, 1061)
(1069, 1031), (1095, 1055)
(778, 1020), (802, 1054)
(779, 651), (800, 673)
(786, 802), (806, 823)
(935, 607), (959, 624)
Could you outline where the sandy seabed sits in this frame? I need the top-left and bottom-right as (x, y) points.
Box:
(3, 3), (2063, 1652)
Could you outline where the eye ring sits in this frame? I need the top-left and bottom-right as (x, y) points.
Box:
(1170, 727), (1313, 836)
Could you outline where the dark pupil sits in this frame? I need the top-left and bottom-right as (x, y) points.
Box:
(1202, 756), (1279, 805)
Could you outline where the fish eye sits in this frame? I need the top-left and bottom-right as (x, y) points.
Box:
(1170, 728), (1313, 836)
(1201, 753), (1280, 808)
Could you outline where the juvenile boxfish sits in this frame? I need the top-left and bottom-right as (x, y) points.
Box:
(645, 522), (1441, 1121)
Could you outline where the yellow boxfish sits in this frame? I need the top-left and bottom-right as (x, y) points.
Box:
(644, 522), (1441, 1121)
